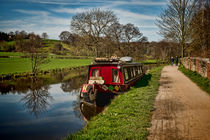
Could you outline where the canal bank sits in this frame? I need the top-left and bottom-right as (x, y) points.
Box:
(66, 66), (164, 139)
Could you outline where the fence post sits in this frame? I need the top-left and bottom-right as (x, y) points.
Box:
(196, 59), (199, 73)
(207, 61), (210, 79)
(189, 58), (191, 70)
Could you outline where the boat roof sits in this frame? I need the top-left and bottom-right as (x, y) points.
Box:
(90, 57), (142, 66)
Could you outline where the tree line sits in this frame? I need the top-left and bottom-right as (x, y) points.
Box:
(0, 31), (48, 52)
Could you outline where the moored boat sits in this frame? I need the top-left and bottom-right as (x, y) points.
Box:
(80, 56), (144, 106)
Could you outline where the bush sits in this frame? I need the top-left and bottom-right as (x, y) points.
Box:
(0, 41), (15, 52)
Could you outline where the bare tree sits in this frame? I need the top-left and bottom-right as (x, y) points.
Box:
(106, 22), (124, 57)
(41, 32), (48, 39)
(121, 23), (146, 56)
(189, 0), (210, 57)
(122, 23), (143, 43)
(156, 0), (197, 57)
(24, 33), (48, 75)
(71, 8), (118, 57)
(15, 30), (28, 51)
(59, 31), (71, 43)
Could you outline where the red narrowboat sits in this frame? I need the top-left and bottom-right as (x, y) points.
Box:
(80, 57), (144, 106)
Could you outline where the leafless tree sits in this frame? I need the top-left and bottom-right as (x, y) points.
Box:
(189, 0), (210, 57)
(15, 30), (28, 51)
(156, 0), (197, 57)
(59, 31), (71, 43)
(121, 23), (146, 56)
(71, 8), (118, 57)
(24, 33), (48, 75)
(122, 23), (143, 43)
(41, 32), (48, 39)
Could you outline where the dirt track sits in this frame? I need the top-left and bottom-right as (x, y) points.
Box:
(148, 66), (210, 140)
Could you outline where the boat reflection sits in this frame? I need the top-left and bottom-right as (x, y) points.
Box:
(79, 101), (104, 121)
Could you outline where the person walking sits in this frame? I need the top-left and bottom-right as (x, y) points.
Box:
(170, 57), (174, 66)
(175, 56), (179, 66)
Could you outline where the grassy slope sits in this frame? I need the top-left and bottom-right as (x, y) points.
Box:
(0, 58), (91, 75)
(66, 66), (163, 140)
(179, 65), (210, 93)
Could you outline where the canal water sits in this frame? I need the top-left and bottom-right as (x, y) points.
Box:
(0, 64), (160, 140)
(0, 68), (88, 140)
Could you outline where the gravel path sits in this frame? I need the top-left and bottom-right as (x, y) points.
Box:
(147, 66), (210, 140)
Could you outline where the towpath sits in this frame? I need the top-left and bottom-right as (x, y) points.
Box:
(147, 66), (210, 140)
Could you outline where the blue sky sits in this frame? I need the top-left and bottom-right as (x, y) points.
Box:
(0, 0), (167, 41)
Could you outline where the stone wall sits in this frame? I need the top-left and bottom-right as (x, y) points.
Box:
(180, 57), (210, 79)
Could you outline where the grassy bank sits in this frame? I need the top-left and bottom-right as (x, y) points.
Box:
(0, 58), (91, 75)
(179, 65), (210, 93)
(66, 66), (164, 139)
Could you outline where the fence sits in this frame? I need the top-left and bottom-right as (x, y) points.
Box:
(180, 57), (210, 79)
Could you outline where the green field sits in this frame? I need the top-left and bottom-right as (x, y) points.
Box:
(66, 66), (163, 139)
(0, 52), (25, 56)
(0, 57), (92, 75)
(138, 59), (168, 64)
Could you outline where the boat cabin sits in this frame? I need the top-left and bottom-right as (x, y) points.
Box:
(80, 57), (144, 106)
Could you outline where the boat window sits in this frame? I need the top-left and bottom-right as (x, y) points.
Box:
(124, 68), (129, 80)
(129, 67), (133, 78)
(91, 69), (99, 77)
(138, 66), (141, 74)
(112, 69), (120, 83)
(133, 67), (136, 77)
(140, 66), (143, 73)
(135, 67), (138, 75)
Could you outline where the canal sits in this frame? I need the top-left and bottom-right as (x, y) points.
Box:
(0, 64), (160, 140)
(0, 67), (88, 140)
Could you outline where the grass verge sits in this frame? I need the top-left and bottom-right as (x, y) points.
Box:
(65, 66), (164, 140)
(179, 65), (210, 93)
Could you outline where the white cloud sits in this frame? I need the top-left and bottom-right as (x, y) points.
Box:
(14, 9), (50, 16)
(112, 1), (167, 6)
(1, 9), (71, 39)
(113, 9), (159, 20)
(31, 0), (77, 5)
(29, 0), (167, 6)
(53, 8), (88, 14)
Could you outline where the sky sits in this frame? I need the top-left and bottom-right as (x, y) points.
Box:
(0, 0), (168, 42)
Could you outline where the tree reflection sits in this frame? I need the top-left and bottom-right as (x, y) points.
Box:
(20, 77), (53, 117)
(61, 75), (86, 93)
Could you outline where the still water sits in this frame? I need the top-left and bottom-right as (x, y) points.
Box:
(0, 68), (88, 140)
(0, 64), (159, 140)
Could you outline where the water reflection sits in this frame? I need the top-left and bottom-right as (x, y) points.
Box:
(79, 101), (104, 121)
(61, 75), (87, 93)
(20, 77), (53, 117)
(0, 68), (88, 140)
(0, 66), (88, 94)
